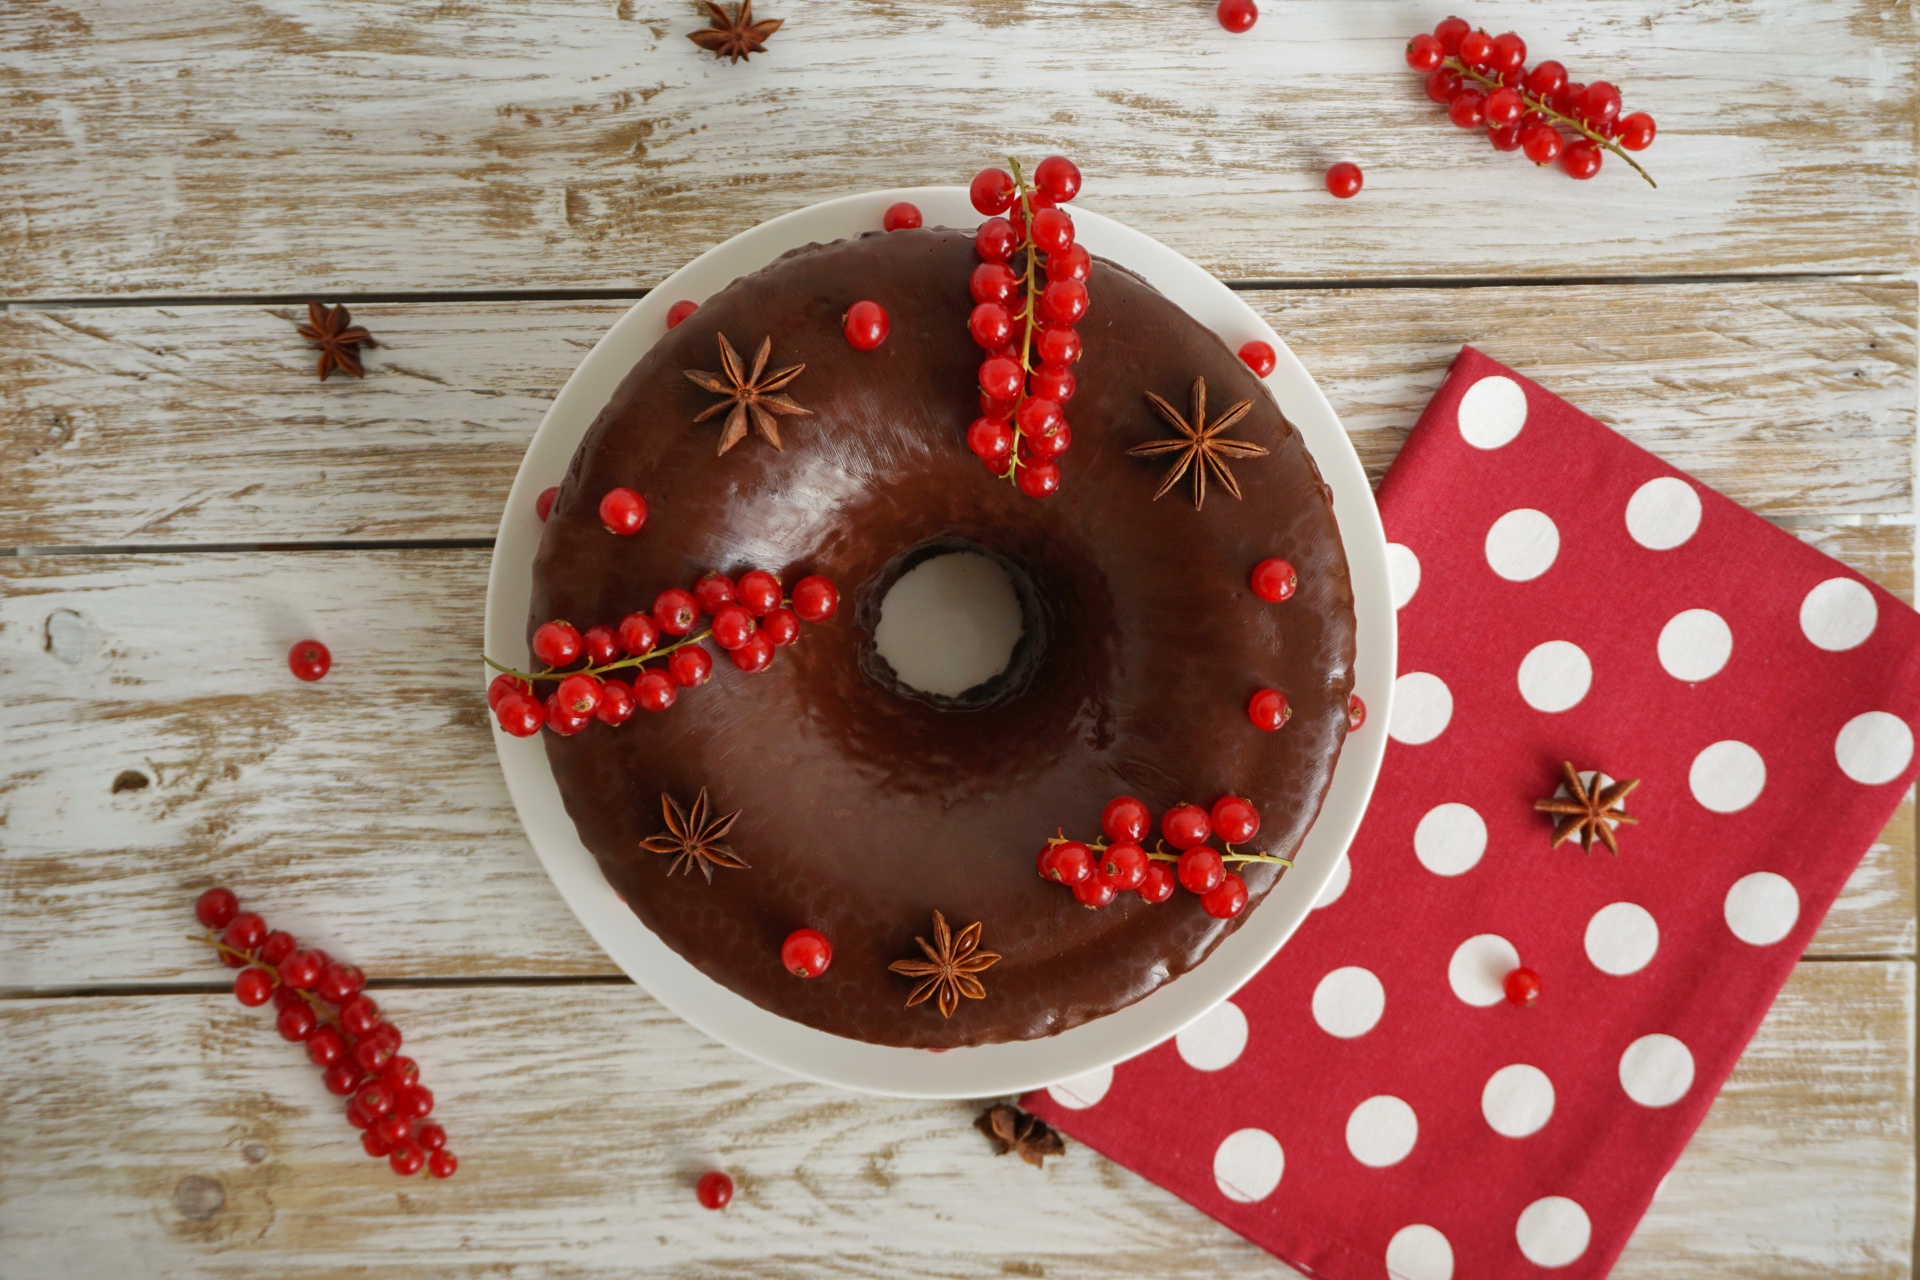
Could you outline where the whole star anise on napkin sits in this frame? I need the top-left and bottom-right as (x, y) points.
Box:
(687, 0), (782, 63)
(684, 334), (811, 455)
(295, 302), (378, 382)
(888, 910), (1001, 1018)
(1533, 761), (1641, 854)
(1126, 376), (1268, 510)
(975, 1104), (1067, 1169)
(640, 788), (750, 881)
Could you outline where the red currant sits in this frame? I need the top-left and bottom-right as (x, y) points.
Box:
(1524, 59), (1567, 98)
(546, 695), (590, 736)
(1073, 874), (1117, 908)
(1035, 325), (1081, 368)
(1161, 804), (1211, 850)
(969, 302), (1013, 350)
(398, 1084), (434, 1119)
(1238, 341), (1276, 377)
(665, 299), (699, 329)
(371, 1112), (409, 1146)
(789, 575), (838, 623)
(1550, 80), (1584, 116)
(1448, 89), (1487, 129)
(345, 1099), (373, 1130)
(1348, 694), (1366, 731)
(976, 356), (1020, 402)
(556, 672), (602, 716)
(1488, 122), (1525, 152)
(428, 1150), (458, 1178)
(1015, 459), (1060, 499)
(729, 631), (776, 673)
(636, 669), (678, 712)
(277, 1002), (318, 1042)
(390, 1143), (426, 1176)
(1215, 0), (1256, 33)
(668, 646), (714, 688)
(595, 678), (636, 726)
(1483, 86), (1523, 127)
(684, 573), (732, 618)
(233, 968), (273, 1006)
(1432, 15), (1469, 53)
(1559, 140), (1602, 179)
(617, 612), (660, 657)
(1457, 28), (1493, 70)
(1177, 847), (1226, 895)
(340, 994), (380, 1037)
(1324, 162), (1363, 199)
(280, 949), (322, 990)
(1579, 81), (1622, 125)
(844, 300), (889, 350)
(1037, 841), (1094, 885)
(495, 692), (544, 737)
(535, 486), (558, 521)
(1201, 872), (1248, 919)
(1504, 966), (1542, 1007)
(781, 928), (832, 978)
(1034, 155), (1081, 204)
(598, 487), (647, 536)
(1489, 31), (1526, 73)
(1013, 397), (1062, 439)
(273, 981), (304, 1011)
(1404, 32), (1442, 72)
(382, 1055), (420, 1089)
(532, 621), (582, 667)
(416, 1123), (447, 1151)
(306, 1025), (346, 1067)
(1039, 279), (1088, 325)
(1046, 242), (1091, 284)
(711, 605), (756, 651)
(734, 570), (781, 616)
(362, 1128), (392, 1157)
(489, 673), (531, 710)
(1138, 861), (1177, 904)
(1616, 111), (1656, 151)
(225, 911), (267, 952)
(1250, 557), (1297, 602)
(1030, 366), (1076, 402)
(653, 588), (700, 636)
(969, 416), (1013, 467)
(979, 392), (1018, 421)
(581, 625), (620, 667)
(970, 262), (1019, 306)
(288, 640), (331, 682)
(1522, 123), (1563, 165)
(882, 201), (921, 232)
(975, 217), (1017, 264)
(1209, 796), (1261, 844)
(353, 1033), (396, 1073)
(323, 1060), (363, 1096)
(1099, 842), (1149, 891)
(196, 887), (240, 930)
(1248, 688), (1290, 731)
(696, 1170), (733, 1210)
(1424, 67), (1462, 104)
(1100, 796), (1151, 843)
(762, 608), (801, 647)
(969, 167), (1016, 216)
(1030, 208), (1074, 256)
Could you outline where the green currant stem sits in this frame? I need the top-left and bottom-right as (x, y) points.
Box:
(483, 627), (717, 686)
(191, 932), (340, 1027)
(1448, 59), (1656, 189)
(996, 154), (1044, 486)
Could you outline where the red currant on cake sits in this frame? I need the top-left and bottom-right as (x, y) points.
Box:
(617, 612), (660, 657)
(545, 692), (591, 735)
(288, 640), (331, 682)
(556, 673), (602, 717)
(669, 646), (714, 688)
(781, 928), (833, 978)
(761, 608), (801, 647)
(1047, 242), (1091, 284)
(1238, 341), (1276, 378)
(598, 487), (647, 536)
(666, 299), (699, 329)
(882, 201), (922, 232)
(729, 632), (776, 673)
(1201, 872), (1248, 919)
(1138, 861), (1177, 904)
(969, 167), (1015, 215)
(1039, 279), (1088, 325)
(1099, 842), (1149, 891)
(1177, 847), (1226, 896)
(1030, 367), (1075, 403)
(1073, 875), (1117, 908)
(196, 887), (240, 930)
(595, 679), (636, 725)
(1015, 460), (1060, 499)
(535, 486), (558, 521)
(1324, 162), (1363, 199)
(582, 625), (621, 666)
(1035, 326), (1080, 369)
(1250, 557), (1296, 602)
(974, 217), (1017, 264)
(653, 589), (700, 636)
(1505, 966), (1542, 1007)
(1161, 804), (1211, 850)
(1215, 0), (1256, 33)
(711, 605), (756, 651)
(1029, 208), (1074, 256)
(968, 303), (1013, 350)
(1209, 796), (1260, 844)
(1100, 795), (1151, 844)
(692, 571), (736, 615)
(1034, 155), (1082, 204)
(635, 669), (677, 713)
(790, 575), (840, 623)
(696, 1170), (734, 1210)
(1038, 841), (1094, 885)
(532, 621), (583, 667)
(1248, 688), (1290, 731)
(970, 263), (1018, 306)
(844, 301), (890, 350)
(735, 569), (782, 616)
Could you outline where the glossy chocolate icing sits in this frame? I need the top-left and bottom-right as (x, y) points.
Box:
(530, 228), (1355, 1048)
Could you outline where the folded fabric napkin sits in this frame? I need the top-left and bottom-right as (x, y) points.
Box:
(1025, 347), (1920, 1279)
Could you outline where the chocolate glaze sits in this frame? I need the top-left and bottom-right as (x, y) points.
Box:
(530, 228), (1356, 1048)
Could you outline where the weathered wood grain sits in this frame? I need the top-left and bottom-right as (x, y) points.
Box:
(0, 964), (1908, 1278)
(0, 0), (1914, 299)
(0, 280), (1911, 547)
(1, 546), (1910, 993)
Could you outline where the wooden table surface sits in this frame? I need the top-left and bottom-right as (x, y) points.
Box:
(1, 1), (1914, 1275)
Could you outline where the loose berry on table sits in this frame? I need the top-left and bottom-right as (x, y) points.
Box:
(882, 201), (922, 232)
(636, 669), (678, 713)
(532, 621), (583, 668)
(1247, 688), (1290, 731)
(974, 217), (1018, 264)
(196, 887), (240, 930)
(1201, 872), (1249, 919)
(1100, 842), (1149, 891)
(666, 300), (699, 329)
(1250, 557), (1297, 602)
(535, 486), (559, 521)
(1138, 861), (1177, 904)
(1404, 32), (1442, 72)
(1215, 0), (1256, 33)
(556, 673), (603, 717)
(1101, 796), (1152, 844)
(1237, 341), (1276, 377)
(617, 612), (661, 658)
(1073, 875), (1118, 908)
(762, 608), (802, 647)
(1035, 326), (1080, 369)
(1324, 162), (1363, 199)
(781, 928), (833, 978)
(225, 912), (268, 953)
(1209, 795), (1261, 844)
(598, 487), (647, 536)
(1034, 155), (1082, 204)
(233, 968), (274, 1007)
(1038, 841), (1094, 885)
(288, 640), (332, 682)
(843, 300), (890, 350)
(728, 632), (776, 673)
(735, 570), (782, 616)
(595, 678), (636, 726)
(1161, 804), (1211, 851)
(668, 646), (714, 688)
(969, 167), (1016, 216)
(653, 589), (700, 636)
(696, 1170), (734, 1210)
(1505, 966), (1542, 1007)
(791, 575), (840, 623)
(1177, 847), (1226, 896)
(1015, 460), (1061, 499)
(495, 692), (545, 737)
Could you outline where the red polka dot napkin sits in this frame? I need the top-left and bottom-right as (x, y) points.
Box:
(1024, 346), (1920, 1279)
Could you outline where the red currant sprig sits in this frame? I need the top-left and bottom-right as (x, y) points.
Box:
(1407, 17), (1657, 188)
(191, 888), (456, 1178)
(1034, 794), (1291, 920)
(966, 154), (1087, 499)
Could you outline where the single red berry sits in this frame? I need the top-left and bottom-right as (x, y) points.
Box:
(735, 570), (782, 616)
(1432, 15), (1469, 53)
(556, 672), (602, 717)
(1550, 80), (1585, 116)
(1348, 694), (1367, 731)
(1015, 397), (1064, 439)
(1073, 874), (1118, 908)
(761, 607), (801, 647)
(1524, 59), (1567, 98)
(382, 1055), (420, 1089)
(578, 626), (619, 668)
(1488, 122), (1525, 152)
(665, 299), (699, 329)
(1015, 459), (1061, 499)
(975, 217), (1018, 264)
(969, 302), (1013, 350)
(1424, 67), (1462, 104)
(617, 612), (661, 657)
(288, 640), (331, 682)
(1489, 31), (1526, 73)
(1037, 841), (1094, 885)
(1138, 861), (1177, 904)
(668, 646), (714, 688)
(340, 994), (381, 1038)
(598, 487), (647, 537)
(1560, 140), (1602, 179)
(729, 631), (776, 673)
(545, 690), (590, 733)
(306, 1025), (346, 1067)
(1579, 81), (1622, 126)
(416, 1123), (447, 1152)
(1504, 966), (1542, 1007)
(1100, 796), (1151, 844)
(1404, 32), (1443, 72)
(398, 1084), (435, 1119)
(1522, 123), (1563, 165)
(1039, 279), (1088, 325)
(1030, 366), (1076, 403)
(711, 605), (756, 651)
(1034, 155), (1082, 204)
(277, 1002), (318, 1042)
(1457, 28), (1493, 70)
(979, 392), (1018, 421)
(1248, 688), (1290, 731)
(1035, 325), (1081, 368)
(345, 1099), (373, 1130)
(390, 1143), (426, 1176)
(595, 678), (636, 726)
(690, 572), (736, 617)
(844, 300), (890, 350)
(224, 911), (267, 953)
(1484, 86), (1523, 127)
(781, 928), (833, 978)
(1177, 847), (1226, 895)
(428, 1150), (458, 1178)
(1030, 208), (1075, 257)
(1046, 243), (1092, 286)
(353, 1034), (396, 1073)
(653, 589), (699, 636)
(1201, 872), (1249, 920)
(1005, 191), (1053, 240)
(1209, 796), (1261, 844)
(1617, 112), (1656, 151)
(969, 167), (1016, 215)
(362, 1128), (392, 1158)
(273, 981), (304, 1011)
(196, 887), (240, 930)
(488, 673), (531, 710)
(233, 968), (273, 1007)
(882, 201), (922, 232)
(323, 1061), (363, 1096)
(1238, 341), (1276, 377)
(1099, 842), (1149, 891)
(280, 950), (322, 990)
(1324, 162), (1363, 199)
(1250, 557), (1297, 602)
(1448, 89), (1487, 129)
(969, 262), (1019, 306)
(635, 669), (678, 712)
(532, 621), (582, 668)
(1215, 0), (1256, 33)
(1161, 804), (1211, 850)
(370, 1112), (409, 1147)
(495, 692), (544, 737)
(968, 423), (1009, 478)
(790, 576), (841, 628)
(370, 1021), (402, 1052)
(535, 486), (559, 521)
(696, 1170), (733, 1210)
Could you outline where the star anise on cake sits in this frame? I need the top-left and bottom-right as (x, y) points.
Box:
(639, 788), (750, 881)
(975, 1104), (1067, 1169)
(684, 334), (812, 455)
(295, 301), (378, 382)
(888, 910), (1001, 1018)
(686, 0), (783, 63)
(1533, 761), (1641, 855)
(1126, 376), (1268, 511)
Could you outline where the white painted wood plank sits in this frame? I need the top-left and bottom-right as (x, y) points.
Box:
(0, 964), (1907, 1278)
(0, 0), (1913, 298)
(0, 546), (1909, 993)
(1, 281), (1911, 546)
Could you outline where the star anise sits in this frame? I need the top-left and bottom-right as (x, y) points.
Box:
(684, 334), (811, 455)
(639, 788), (750, 882)
(888, 910), (1001, 1018)
(295, 301), (378, 382)
(1126, 377), (1268, 510)
(975, 1104), (1067, 1169)
(687, 0), (782, 63)
(1533, 761), (1641, 855)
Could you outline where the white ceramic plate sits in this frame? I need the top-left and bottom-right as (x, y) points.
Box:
(484, 188), (1396, 1099)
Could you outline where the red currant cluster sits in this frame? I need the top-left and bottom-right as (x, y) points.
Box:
(193, 888), (456, 1179)
(1406, 17), (1657, 186)
(486, 569), (840, 737)
(964, 155), (1089, 500)
(1035, 794), (1290, 920)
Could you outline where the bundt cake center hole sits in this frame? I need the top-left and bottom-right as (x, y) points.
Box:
(863, 542), (1042, 710)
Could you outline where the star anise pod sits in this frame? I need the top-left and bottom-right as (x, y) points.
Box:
(687, 0), (782, 63)
(975, 1104), (1067, 1169)
(684, 334), (811, 455)
(295, 301), (378, 382)
(1126, 377), (1268, 510)
(1533, 761), (1641, 855)
(888, 910), (1001, 1018)
(639, 788), (750, 882)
